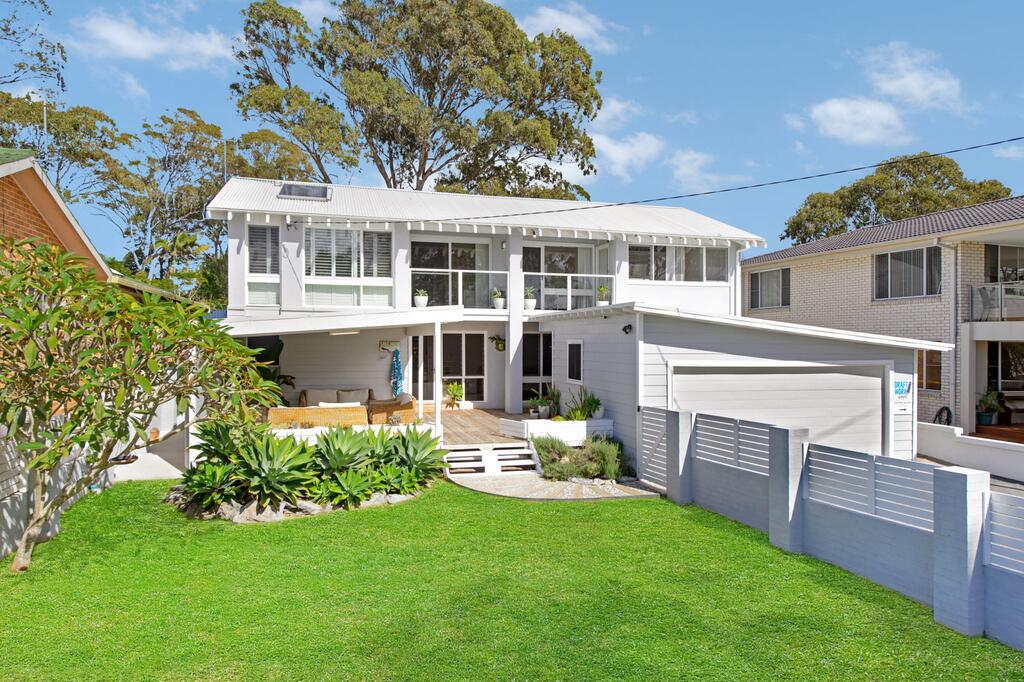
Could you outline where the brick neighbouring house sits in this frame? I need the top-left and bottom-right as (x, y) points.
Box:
(741, 196), (1024, 438)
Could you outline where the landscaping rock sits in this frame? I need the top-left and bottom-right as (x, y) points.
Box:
(385, 493), (414, 505)
(361, 492), (389, 508)
(184, 500), (218, 520)
(254, 504), (285, 523)
(291, 499), (322, 516)
(164, 485), (189, 509)
(216, 500), (241, 521)
(233, 501), (260, 524)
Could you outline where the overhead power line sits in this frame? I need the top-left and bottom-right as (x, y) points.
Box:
(435, 134), (1024, 223)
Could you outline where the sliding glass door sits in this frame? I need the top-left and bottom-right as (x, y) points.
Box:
(410, 332), (486, 402)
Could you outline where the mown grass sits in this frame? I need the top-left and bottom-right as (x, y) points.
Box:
(1, 480), (1022, 680)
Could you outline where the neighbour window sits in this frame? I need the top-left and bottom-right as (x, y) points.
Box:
(984, 244), (1024, 283)
(749, 268), (790, 309)
(874, 246), (940, 299)
(567, 340), (583, 384)
(248, 225), (279, 275)
(917, 350), (942, 391)
(629, 245), (728, 282)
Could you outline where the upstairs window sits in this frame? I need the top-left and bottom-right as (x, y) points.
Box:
(749, 268), (790, 309)
(984, 244), (1024, 283)
(874, 246), (940, 299)
(305, 228), (392, 279)
(629, 245), (729, 282)
(248, 225), (279, 275)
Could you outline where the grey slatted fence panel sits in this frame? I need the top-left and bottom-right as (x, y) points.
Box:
(736, 420), (770, 475)
(805, 444), (872, 513)
(638, 407), (669, 488)
(693, 414), (770, 476)
(873, 458), (935, 530)
(989, 491), (1024, 575)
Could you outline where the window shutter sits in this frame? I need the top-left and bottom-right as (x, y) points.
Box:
(268, 227), (279, 274)
(874, 253), (889, 299)
(248, 225), (267, 274)
(926, 246), (941, 295)
(780, 268), (790, 306)
(363, 232), (392, 278)
(750, 272), (760, 309)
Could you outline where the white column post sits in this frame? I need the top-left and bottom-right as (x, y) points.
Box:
(433, 321), (442, 434)
(960, 322), (976, 433)
(768, 426), (810, 554)
(505, 230), (524, 413)
(612, 238), (629, 304)
(393, 222), (411, 310)
(417, 335), (424, 420)
(933, 465), (989, 636)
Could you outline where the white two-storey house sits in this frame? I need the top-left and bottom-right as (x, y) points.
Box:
(207, 178), (942, 479)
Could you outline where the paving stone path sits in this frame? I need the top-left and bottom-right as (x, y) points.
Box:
(449, 472), (661, 501)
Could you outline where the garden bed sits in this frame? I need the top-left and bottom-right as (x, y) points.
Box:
(499, 417), (613, 446)
(532, 434), (628, 481)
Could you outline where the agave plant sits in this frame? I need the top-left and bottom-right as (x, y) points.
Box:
(330, 468), (376, 509)
(392, 428), (447, 480)
(363, 427), (396, 466)
(315, 426), (369, 474)
(193, 422), (242, 465)
(307, 478), (337, 506)
(182, 462), (239, 510)
(233, 433), (315, 508)
(374, 463), (404, 493)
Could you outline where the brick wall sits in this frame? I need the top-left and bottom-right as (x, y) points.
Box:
(742, 243), (960, 423)
(0, 175), (61, 246)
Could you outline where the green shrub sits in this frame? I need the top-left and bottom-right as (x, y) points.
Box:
(532, 435), (571, 467)
(392, 427), (447, 479)
(363, 428), (397, 465)
(585, 436), (623, 480)
(182, 462), (239, 509)
(315, 426), (369, 474)
(233, 433), (315, 508)
(330, 468), (376, 509)
(563, 387), (601, 421)
(534, 434), (623, 481)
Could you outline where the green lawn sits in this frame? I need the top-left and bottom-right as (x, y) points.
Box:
(2, 481), (1022, 680)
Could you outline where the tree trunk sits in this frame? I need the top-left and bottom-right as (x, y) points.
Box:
(9, 513), (46, 572)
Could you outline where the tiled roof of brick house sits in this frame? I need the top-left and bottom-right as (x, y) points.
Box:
(744, 196), (1024, 266)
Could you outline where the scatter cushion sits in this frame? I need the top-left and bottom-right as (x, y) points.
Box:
(339, 388), (370, 404)
(304, 389), (339, 405)
(317, 402), (363, 408)
(397, 392), (414, 405)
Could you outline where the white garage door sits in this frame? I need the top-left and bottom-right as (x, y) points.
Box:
(672, 365), (885, 455)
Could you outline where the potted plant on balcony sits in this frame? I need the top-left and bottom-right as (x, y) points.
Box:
(597, 284), (610, 307)
(977, 388), (1005, 426)
(491, 287), (506, 310)
(524, 286), (537, 311)
(414, 289), (429, 308)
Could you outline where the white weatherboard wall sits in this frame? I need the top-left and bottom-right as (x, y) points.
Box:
(641, 314), (917, 459)
(918, 422), (1024, 482)
(540, 311), (638, 462)
(648, 406), (1024, 651)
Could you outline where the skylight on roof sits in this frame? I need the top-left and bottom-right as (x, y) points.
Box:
(279, 183), (330, 200)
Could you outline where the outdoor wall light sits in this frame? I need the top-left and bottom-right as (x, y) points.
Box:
(622, 324), (633, 335)
(501, 240), (507, 250)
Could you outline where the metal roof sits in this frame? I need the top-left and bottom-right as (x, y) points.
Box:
(535, 302), (951, 352)
(744, 195), (1024, 266)
(207, 176), (765, 245)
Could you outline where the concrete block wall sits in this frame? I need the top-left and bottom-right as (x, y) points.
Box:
(663, 409), (1024, 650)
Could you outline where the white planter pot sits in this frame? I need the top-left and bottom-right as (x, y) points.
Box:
(597, 300), (610, 307)
(414, 296), (428, 308)
(524, 298), (537, 310)
(493, 298), (506, 310)
(538, 405), (551, 419)
(593, 405), (605, 419)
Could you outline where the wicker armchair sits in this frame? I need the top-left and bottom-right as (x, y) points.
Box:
(267, 405), (369, 428)
(368, 397), (418, 425)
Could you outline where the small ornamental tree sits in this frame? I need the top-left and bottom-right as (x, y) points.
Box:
(0, 240), (279, 572)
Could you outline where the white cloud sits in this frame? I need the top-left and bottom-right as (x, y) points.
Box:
(793, 140), (807, 154)
(666, 109), (697, 125)
(288, 0), (334, 25)
(2, 83), (43, 100)
(72, 9), (232, 71)
(864, 41), (964, 113)
(994, 144), (1024, 160)
(667, 149), (749, 193)
(808, 97), (909, 146)
(592, 96), (642, 131)
(519, 2), (625, 54)
(783, 112), (805, 131)
(118, 71), (150, 104)
(592, 131), (665, 182)
(143, 0), (199, 22)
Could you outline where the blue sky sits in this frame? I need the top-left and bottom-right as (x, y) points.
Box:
(30, 0), (1024, 257)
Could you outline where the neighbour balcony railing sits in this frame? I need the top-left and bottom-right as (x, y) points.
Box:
(971, 283), (1024, 321)
(411, 269), (509, 309)
(524, 273), (614, 311)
